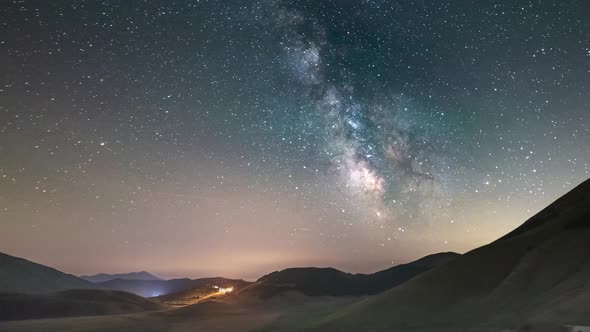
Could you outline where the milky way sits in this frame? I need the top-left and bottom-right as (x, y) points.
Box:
(275, 5), (456, 226)
(0, 0), (588, 279)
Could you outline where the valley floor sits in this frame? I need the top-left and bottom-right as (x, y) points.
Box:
(0, 296), (577, 332)
(0, 295), (359, 332)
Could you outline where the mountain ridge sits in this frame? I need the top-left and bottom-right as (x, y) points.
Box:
(320, 178), (590, 331)
(234, 251), (460, 299)
(0, 252), (96, 293)
(81, 271), (163, 283)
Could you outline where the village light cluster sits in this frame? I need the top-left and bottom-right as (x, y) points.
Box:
(213, 285), (234, 294)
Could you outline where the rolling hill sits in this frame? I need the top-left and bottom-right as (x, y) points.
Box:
(0, 289), (164, 321)
(81, 271), (163, 283)
(321, 178), (590, 331)
(234, 252), (459, 299)
(0, 252), (96, 293)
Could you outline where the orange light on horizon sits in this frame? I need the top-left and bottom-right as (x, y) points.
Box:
(212, 285), (234, 294)
(218, 287), (233, 294)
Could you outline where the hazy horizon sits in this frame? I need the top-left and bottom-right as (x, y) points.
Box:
(1, 180), (585, 281)
(1, 1), (588, 281)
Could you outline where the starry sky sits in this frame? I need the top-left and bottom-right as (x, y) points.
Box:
(1, 0), (589, 280)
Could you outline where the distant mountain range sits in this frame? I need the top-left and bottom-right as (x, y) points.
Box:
(0, 254), (166, 322)
(97, 277), (251, 298)
(80, 271), (163, 283)
(1, 178), (589, 330)
(0, 249), (457, 302)
(322, 178), (590, 330)
(0, 252), (96, 293)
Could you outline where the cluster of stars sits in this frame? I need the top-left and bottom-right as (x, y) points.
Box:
(0, 0), (588, 278)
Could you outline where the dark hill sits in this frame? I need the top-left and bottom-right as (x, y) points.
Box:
(236, 252), (459, 299)
(0, 289), (163, 321)
(322, 178), (590, 331)
(0, 252), (95, 293)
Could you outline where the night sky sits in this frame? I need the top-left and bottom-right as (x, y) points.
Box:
(1, 0), (589, 280)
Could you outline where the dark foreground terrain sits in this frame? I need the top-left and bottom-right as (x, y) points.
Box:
(0, 289), (164, 321)
(319, 179), (590, 331)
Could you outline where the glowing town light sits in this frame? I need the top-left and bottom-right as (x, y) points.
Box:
(212, 285), (234, 294)
(218, 287), (233, 294)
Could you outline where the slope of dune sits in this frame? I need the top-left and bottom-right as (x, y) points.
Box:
(0, 252), (95, 293)
(320, 178), (590, 331)
(0, 289), (164, 321)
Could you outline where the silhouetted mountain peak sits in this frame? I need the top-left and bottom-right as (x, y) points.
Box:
(0, 252), (95, 293)
(258, 267), (350, 283)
